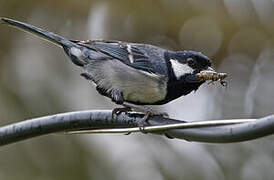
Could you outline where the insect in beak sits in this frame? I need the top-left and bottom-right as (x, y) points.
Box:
(196, 68), (228, 87)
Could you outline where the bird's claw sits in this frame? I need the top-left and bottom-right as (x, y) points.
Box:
(113, 107), (133, 135)
(137, 111), (168, 134)
(137, 112), (150, 134)
(123, 111), (149, 135)
(112, 104), (169, 135)
(112, 107), (132, 119)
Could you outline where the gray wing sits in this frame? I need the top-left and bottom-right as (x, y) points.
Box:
(73, 40), (168, 76)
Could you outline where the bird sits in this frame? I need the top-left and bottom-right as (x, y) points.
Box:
(1, 17), (215, 130)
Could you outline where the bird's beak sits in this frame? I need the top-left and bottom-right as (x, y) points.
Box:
(205, 66), (216, 72)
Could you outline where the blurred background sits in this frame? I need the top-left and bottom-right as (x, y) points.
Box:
(1, 0), (274, 179)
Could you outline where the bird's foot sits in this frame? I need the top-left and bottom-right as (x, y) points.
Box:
(111, 106), (132, 119)
(137, 112), (151, 133)
(114, 102), (169, 134)
(136, 109), (169, 134)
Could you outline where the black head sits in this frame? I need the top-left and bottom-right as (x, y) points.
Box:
(159, 50), (215, 104)
(167, 50), (213, 83)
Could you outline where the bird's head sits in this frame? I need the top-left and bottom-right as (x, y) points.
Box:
(168, 50), (214, 84)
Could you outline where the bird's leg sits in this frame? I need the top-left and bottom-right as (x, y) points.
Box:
(137, 112), (151, 133)
(108, 89), (169, 133)
(110, 89), (124, 105)
(110, 89), (133, 119)
(122, 102), (169, 133)
(94, 86), (132, 119)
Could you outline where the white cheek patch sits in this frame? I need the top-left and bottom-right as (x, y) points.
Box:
(70, 47), (82, 58)
(170, 59), (194, 79)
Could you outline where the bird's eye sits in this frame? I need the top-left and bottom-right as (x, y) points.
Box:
(187, 58), (194, 65)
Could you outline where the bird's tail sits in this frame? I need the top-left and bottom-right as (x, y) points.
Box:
(1, 17), (87, 66)
(0, 17), (76, 47)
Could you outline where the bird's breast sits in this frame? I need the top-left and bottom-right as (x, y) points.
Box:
(122, 80), (167, 104)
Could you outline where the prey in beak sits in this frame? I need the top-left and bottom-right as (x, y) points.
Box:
(196, 67), (228, 86)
